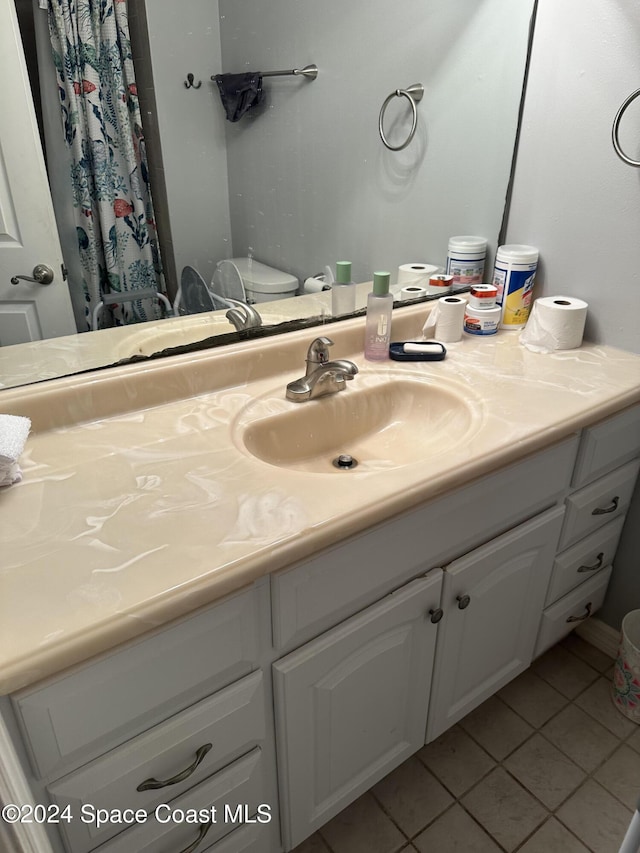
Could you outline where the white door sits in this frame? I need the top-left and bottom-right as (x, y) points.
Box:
(0, 0), (76, 345)
(426, 506), (565, 743)
(273, 570), (443, 850)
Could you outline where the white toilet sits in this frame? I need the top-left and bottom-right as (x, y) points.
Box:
(229, 257), (298, 304)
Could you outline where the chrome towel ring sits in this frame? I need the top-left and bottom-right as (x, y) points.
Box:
(612, 87), (640, 167)
(379, 83), (424, 151)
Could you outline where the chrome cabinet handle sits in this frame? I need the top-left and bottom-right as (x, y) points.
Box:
(577, 552), (604, 573)
(566, 602), (593, 623)
(429, 608), (443, 623)
(10, 264), (54, 285)
(176, 821), (212, 853)
(456, 594), (471, 610)
(592, 496), (619, 515)
(136, 743), (212, 791)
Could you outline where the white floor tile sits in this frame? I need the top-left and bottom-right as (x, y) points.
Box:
(557, 780), (633, 853)
(594, 744), (640, 810)
(498, 669), (568, 728)
(459, 696), (533, 760)
(518, 817), (590, 852)
(413, 804), (502, 853)
(532, 645), (599, 698)
(504, 733), (585, 809)
(319, 793), (406, 853)
(417, 726), (495, 797)
(576, 676), (638, 739)
(461, 768), (546, 851)
(541, 704), (619, 772)
(372, 756), (453, 837)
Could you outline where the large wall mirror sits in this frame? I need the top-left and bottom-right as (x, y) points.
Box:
(2, 0), (535, 390)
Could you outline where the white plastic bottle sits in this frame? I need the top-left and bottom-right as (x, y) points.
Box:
(364, 271), (393, 360)
(331, 261), (356, 316)
(445, 236), (487, 286)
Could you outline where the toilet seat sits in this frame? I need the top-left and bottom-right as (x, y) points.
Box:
(211, 260), (246, 303)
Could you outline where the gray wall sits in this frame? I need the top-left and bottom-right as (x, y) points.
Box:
(505, 0), (640, 355)
(506, 0), (640, 629)
(218, 0), (534, 285)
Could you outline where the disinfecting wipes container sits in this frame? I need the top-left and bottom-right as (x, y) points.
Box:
(492, 244), (539, 329)
(445, 236), (487, 286)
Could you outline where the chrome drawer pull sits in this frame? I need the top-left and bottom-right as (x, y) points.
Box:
(592, 496), (619, 515)
(177, 821), (212, 853)
(566, 602), (593, 623)
(577, 552), (605, 573)
(136, 743), (212, 791)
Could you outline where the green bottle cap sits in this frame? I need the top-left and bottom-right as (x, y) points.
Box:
(336, 261), (352, 284)
(373, 271), (390, 296)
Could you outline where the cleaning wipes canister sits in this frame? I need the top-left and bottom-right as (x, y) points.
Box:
(492, 244), (539, 330)
(445, 236), (487, 286)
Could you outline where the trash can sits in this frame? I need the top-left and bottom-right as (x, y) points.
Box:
(612, 609), (640, 722)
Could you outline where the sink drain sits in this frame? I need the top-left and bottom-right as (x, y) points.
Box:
(333, 454), (358, 470)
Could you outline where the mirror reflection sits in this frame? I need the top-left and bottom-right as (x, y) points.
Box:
(2, 0), (535, 389)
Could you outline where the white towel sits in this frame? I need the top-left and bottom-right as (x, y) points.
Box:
(0, 414), (31, 486)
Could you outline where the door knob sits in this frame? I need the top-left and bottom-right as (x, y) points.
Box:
(11, 264), (54, 285)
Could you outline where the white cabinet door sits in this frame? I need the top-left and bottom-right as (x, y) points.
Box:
(0, 0), (75, 343)
(426, 507), (564, 742)
(273, 570), (443, 851)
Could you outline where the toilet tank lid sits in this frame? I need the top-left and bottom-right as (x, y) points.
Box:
(230, 257), (298, 292)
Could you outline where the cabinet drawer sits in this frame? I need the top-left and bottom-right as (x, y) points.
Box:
(13, 586), (262, 781)
(545, 517), (625, 606)
(93, 746), (269, 853)
(49, 671), (265, 853)
(559, 459), (639, 550)
(572, 404), (640, 488)
(534, 566), (612, 658)
(272, 436), (578, 651)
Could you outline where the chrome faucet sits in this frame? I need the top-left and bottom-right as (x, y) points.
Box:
(225, 298), (262, 331)
(286, 336), (358, 402)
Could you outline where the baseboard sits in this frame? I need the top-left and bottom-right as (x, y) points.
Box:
(576, 617), (621, 660)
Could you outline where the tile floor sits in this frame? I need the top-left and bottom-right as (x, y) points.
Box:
(292, 633), (640, 853)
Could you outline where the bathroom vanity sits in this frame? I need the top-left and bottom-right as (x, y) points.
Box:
(1, 305), (639, 853)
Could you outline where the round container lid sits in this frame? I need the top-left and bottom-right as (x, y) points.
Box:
(447, 236), (487, 252)
(470, 284), (498, 298)
(229, 257), (298, 293)
(496, 244), (539, 263)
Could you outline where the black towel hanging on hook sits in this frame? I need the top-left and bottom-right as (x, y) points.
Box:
(213, 72), (264, 122)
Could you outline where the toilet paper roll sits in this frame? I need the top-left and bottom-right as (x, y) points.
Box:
(397, 263), (441, 287)
(423, 295), (466, 343)
(520, 296), (588, 352)
(401, 285), (428, 300)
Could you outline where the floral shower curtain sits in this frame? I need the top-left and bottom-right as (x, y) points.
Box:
(47, 0), (165, 329)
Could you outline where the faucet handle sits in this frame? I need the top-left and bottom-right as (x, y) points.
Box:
(307, 336), (333, 365)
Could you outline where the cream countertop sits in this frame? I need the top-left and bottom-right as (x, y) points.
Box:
(0, 283), (378, 390)
(0, 303), (639, 694)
